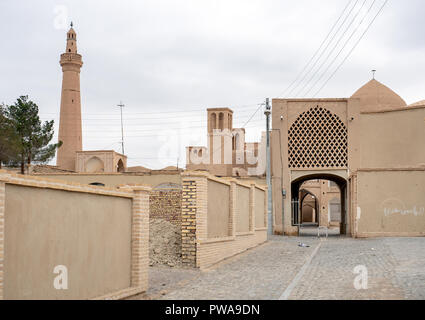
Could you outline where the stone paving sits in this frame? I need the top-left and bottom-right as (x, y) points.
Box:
(133, 235), (425, 300)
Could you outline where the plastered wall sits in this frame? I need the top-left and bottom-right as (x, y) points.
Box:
(355, 170), (425, 237)
(255, 187), (266, 228)
(360, 108), (425, 168)
(236, 185), (250, 233)
(0, 171), (151, 300)
(207, 180), (230, 238)
(4, 185), (132, 299)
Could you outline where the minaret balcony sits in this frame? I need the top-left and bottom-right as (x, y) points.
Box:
(60, 53), (83, 67)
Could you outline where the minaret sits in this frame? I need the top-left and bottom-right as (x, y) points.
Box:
(57, 22), (83, 171)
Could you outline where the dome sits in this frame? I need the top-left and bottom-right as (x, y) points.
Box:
(351, 79), (407, 112)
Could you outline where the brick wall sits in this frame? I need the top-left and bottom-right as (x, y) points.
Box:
(181, 171), (267, 269)
(181, 180), (197, 266)
(149, 189), (182, 225)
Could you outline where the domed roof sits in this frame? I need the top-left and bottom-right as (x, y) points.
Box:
(351, 79), (407, 112)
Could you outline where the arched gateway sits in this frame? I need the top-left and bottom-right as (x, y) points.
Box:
(271, 99), (353, 236)
(288, 107), (348, 234)
(271, 80), (425, 238)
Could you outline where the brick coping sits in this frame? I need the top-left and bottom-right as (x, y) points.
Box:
(198, 230), (266, 245)
(360, 104), (425, 114)
(182, 170), (267, 191)
(355, 232), (425, 238)
(0, 170), (138, 198)
(91, 286), (145, 300)
(356, 167), (425, 172)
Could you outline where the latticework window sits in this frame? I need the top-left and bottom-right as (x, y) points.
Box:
(288, 106), (348, 168)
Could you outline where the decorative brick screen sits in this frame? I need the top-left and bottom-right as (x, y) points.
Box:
(288, 106), (348, 169)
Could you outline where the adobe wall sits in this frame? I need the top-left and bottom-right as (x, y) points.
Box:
(359, 108), (425, 168)
(354, 169), (425, 238)
(33, 172), (182, 188)
(0, 171), (150, 300)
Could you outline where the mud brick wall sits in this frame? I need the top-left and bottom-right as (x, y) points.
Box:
(149, 189), (182, 226)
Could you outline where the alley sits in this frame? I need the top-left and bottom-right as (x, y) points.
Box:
(139, 236), (425, 300)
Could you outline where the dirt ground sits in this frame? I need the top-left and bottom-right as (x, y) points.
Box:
(149, 218), (183, 267)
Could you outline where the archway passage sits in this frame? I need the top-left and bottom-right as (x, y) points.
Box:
(291, 173), (347, 236)
(117, 159), (125, 172)
(299, 190), (318, 225)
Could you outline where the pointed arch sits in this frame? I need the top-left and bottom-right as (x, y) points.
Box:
(117, 159), (125, 172)
(218, 113), (224, 130)
(210, 113), (217, 131)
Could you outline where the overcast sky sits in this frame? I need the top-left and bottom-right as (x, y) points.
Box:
(1, 0), (424, 169)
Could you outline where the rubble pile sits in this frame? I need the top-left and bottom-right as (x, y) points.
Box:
(149, 219), (183, 267)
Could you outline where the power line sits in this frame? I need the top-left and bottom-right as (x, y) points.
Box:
(303, 0), (377, 97)
(40, 113), (264, 123)
(39, 108), (260, 119)
(285, 0), (361, 98)
(313, 0), (389, 97)
(41, 118), (265, 129)
(294, 0), (368, 97)
(55, 123), (265, 139)
(241, 103), (265, 128)
(278, 0), (353, 98)
(38, 103), (260, 116)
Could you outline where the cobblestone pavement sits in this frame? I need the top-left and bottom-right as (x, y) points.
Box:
(128, 266), (201, 300)
(149, 235), (425, 300)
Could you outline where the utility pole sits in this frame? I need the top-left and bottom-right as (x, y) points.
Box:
(117, 101), (125, 155)
(264, 98), (273, 236)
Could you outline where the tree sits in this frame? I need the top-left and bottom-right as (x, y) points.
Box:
(0, 103), (19, 169)
(5, 96), (62, 174)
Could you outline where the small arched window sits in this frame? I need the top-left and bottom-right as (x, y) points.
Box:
(219, 113), (224, 130)
(210, 113), (217, 131)
(117, 159), (125, 172)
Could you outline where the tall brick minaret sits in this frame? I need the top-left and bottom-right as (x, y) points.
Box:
(57, 22), (83, 171)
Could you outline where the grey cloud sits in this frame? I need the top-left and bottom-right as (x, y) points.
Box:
(1, 0), (424, 168)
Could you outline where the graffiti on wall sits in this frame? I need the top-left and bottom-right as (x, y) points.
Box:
(381, 198), (425, 218)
